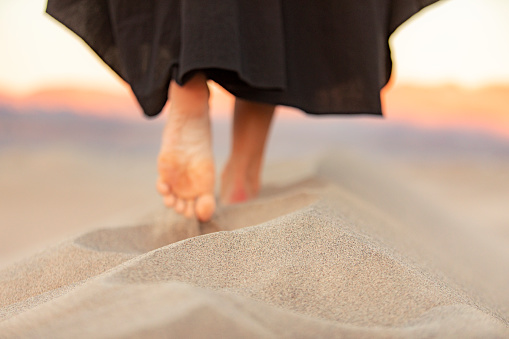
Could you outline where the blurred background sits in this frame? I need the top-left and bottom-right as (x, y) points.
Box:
(1, 0), (509, 268)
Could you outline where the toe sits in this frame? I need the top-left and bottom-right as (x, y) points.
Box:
(184, 200), (195, 219)
(175, 198), (186, 214)
(156, 180), (170, 195)
(163, 194), (176, 207)
(195, 193), (216, 222)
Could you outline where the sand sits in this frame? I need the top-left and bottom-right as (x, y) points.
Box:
(1, 118), (509, 338)
(1, 152), (508, 338)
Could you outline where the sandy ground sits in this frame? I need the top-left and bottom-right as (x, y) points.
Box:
(1, 116), (509, 337)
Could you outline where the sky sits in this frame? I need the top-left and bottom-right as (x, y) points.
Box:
(0, 0), (509, 96)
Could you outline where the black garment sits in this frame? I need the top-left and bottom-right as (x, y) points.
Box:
(46, 0), (439, 117)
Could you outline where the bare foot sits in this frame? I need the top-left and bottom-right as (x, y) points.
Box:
(221, 161), (260, 204)
(157, 74), (216, 222)
(220, 99), (275, 205)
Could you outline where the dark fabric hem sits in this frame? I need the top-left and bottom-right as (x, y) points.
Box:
(220, 83), (384, 118)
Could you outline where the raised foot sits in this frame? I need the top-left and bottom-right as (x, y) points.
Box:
(157, 76), (216, 222)
(157, 153), (215, 222)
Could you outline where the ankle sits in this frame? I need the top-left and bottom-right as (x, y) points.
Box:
(169, 76), (210, 118)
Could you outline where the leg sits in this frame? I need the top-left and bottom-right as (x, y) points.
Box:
(221, 98), (275, 204)
(157, 72), (216, 222)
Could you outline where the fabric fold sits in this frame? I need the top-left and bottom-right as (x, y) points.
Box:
(46, 0), (440, 117)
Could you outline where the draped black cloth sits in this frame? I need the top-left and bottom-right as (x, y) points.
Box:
(46, 0), (439, 117)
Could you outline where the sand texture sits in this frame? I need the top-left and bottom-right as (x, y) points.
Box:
(1, 149), (509, 338)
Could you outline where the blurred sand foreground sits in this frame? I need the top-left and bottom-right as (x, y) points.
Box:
(1, 117), (509, 337)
